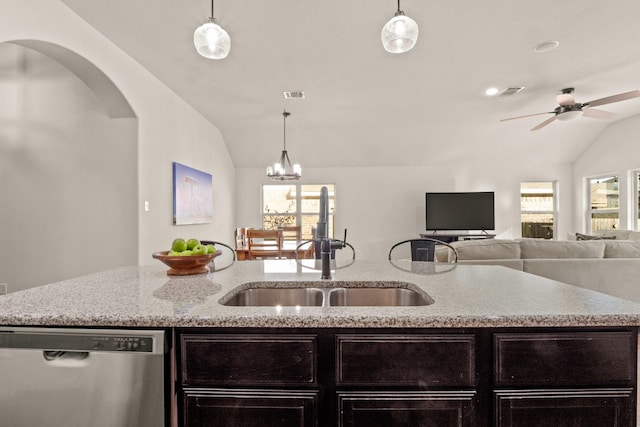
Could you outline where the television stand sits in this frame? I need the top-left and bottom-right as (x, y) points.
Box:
(418, 233), (496, 244)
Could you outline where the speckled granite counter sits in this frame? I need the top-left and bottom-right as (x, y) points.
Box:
(1, 260), (640, 328)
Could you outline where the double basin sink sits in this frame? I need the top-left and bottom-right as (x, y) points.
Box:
(222, 281), (434, 307)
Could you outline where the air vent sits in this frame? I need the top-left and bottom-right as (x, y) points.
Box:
(498, 86), (525, 97)
(283, 90), (305, 99)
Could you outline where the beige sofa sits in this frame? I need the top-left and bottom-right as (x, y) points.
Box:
(451, 234), (640, 303)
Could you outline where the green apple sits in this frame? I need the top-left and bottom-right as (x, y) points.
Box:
(167, 250), (180, 256)
(186, 238), (200, 250)
(192, 244), (208, 256)
(206, 244), (217, 254)
(171, 238), (188, 252)
(178, 249), (193, 256)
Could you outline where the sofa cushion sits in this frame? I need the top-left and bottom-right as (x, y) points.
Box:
(604, 240), (640, 258)
(458, 259), (524, 270)
(519, 240), (605, 259)
(450, 239), (521, 261)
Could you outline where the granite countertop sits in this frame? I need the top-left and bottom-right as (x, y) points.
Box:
(1, 259), (640, 328)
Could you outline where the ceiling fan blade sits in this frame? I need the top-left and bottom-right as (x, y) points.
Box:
(531, 116), (557, 131)
(585, 89), (640, 107)
(582, 108), (617, 119)
(500, 112), (553, 122)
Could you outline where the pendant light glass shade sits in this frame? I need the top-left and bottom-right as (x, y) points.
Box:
(266, 111), (302, 181)
(194, 1), (230, 59)
(381, 1), (419, 54)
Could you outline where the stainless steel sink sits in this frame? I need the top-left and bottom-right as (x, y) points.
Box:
(223, 287), (324, 306)
(221, 282), (433, 307)
(328, 287), (430, 306)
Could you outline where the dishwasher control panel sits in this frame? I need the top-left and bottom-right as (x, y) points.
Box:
(0, 329), (158, 353)
(92, 335), (154, 352)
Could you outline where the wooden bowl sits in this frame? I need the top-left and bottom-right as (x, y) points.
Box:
(152, 251), (220, 276)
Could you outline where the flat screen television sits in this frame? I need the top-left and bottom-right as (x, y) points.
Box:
(425, 192), (495, 231)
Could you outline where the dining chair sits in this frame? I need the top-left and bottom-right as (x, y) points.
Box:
(246, 229), (283, 260)
(388, 238), (458, 263)
(234, 227), (249, 249)
(278, 225), (302, 243)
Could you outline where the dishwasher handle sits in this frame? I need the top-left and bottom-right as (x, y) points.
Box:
(43, 350), (90, 364)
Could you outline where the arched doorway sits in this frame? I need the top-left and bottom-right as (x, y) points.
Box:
(0, 41), (138, 292)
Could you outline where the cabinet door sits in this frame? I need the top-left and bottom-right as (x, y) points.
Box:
(494, 388), (634, 427)
(184, 389), (318, 427)
(338, 392), (475, 427)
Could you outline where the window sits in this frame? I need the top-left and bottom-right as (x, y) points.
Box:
(262, 184), (335, 240)
(587, 175), (619, 232)
(520, 181), (556, 239)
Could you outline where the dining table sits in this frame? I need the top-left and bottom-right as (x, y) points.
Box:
(235, 240), (314, 261)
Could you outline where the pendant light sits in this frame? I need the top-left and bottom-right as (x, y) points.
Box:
(381, 0), (419, 54)
(266, 111), (302, 181)
(193, 0), (230, 59)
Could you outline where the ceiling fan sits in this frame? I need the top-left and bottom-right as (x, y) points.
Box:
(501, 87), (640, 131)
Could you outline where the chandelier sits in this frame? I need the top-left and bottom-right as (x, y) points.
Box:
(266, 111), (301, 181)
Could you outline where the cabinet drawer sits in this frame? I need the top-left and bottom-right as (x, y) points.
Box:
(494, 331), (635, 387)
(181, 334), (316, 386)
(184, 388), (318, 427)
(339, 391), (475, 427)
(336, 334), (475, 387)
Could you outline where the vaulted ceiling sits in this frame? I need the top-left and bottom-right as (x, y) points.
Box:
(60, 0), (640, 169)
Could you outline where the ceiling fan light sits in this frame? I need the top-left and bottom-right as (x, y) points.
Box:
(556, 110), (582, 121)
(381, 13), (419, 53)
(194, 19), (230, 59)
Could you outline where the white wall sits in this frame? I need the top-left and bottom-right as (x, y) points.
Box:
(236, 161), (574, 261)
(0, 0), (235, 292)
(573, 115), (640, 233)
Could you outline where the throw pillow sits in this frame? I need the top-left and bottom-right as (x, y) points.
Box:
(575, 233), (616, 241)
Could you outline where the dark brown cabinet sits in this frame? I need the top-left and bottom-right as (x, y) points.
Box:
(494, 389), (633, 427)
(339, 391), (476, 427)
(184, 389), (318, 427)
(176, 327), (637, 427)
(493, 331), (636, 426)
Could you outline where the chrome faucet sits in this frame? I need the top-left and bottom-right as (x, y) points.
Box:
(315, 186), (346, 280)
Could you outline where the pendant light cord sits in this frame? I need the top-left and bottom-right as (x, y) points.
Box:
(282, 111), (290, 151)
(210, 0), (214, 19)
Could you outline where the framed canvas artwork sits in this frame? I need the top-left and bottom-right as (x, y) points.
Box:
(172, 162), (213, 225)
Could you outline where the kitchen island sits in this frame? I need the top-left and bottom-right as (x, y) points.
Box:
(1, 260), (640, 426)
(1, 260), (640, 328)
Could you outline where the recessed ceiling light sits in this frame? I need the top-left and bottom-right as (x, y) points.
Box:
(485, 87), (500, 96)
(533, 40), (560, 53)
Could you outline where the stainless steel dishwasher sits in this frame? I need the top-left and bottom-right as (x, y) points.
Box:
(0, 327), (166, 427)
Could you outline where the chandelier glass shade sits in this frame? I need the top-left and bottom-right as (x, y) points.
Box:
(266, 111), (302, 181)
(381, 1), (419, 54)
(194, 0), (230, 59)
